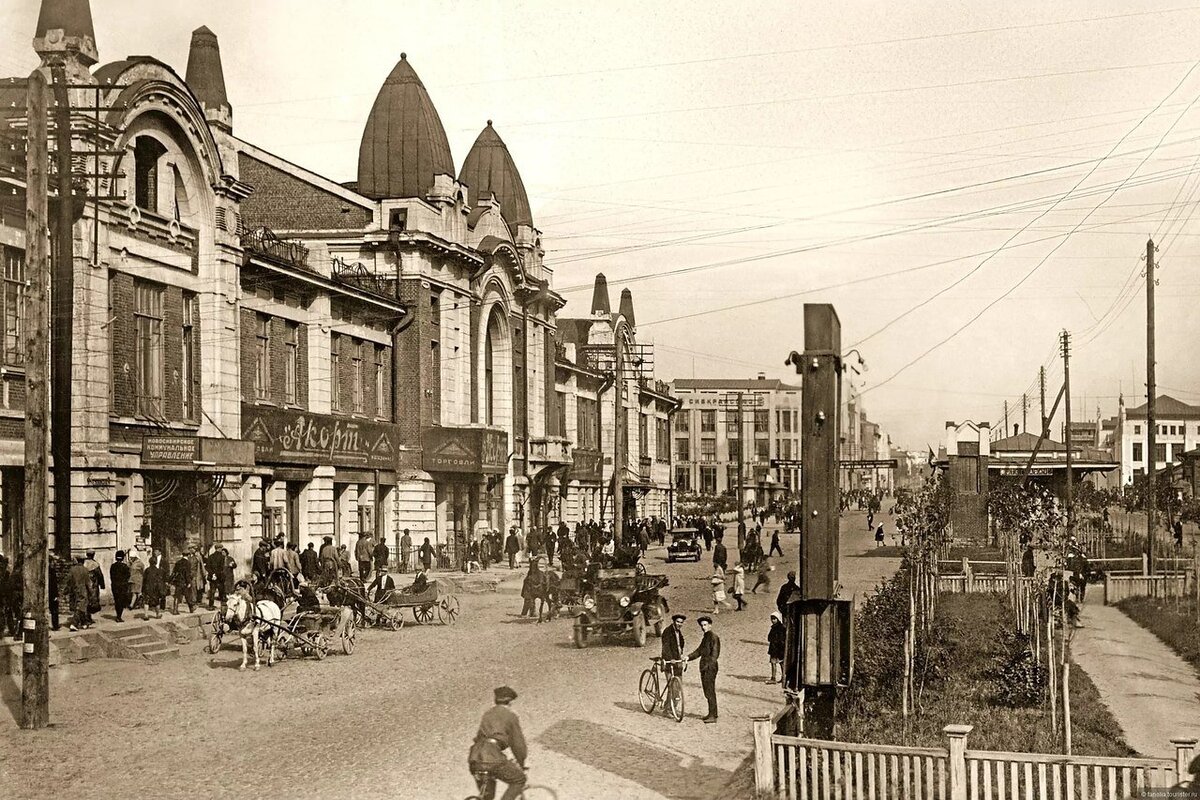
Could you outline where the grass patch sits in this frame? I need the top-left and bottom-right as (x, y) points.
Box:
(1116, 596), (1200, 674)
(838, 589), (1134, 757)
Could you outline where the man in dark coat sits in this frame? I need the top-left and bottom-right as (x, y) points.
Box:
(776, 570), (798, 617)
(252, 540), (271, 582)
(369, 567), (396, 604)
(661, 613), (686, 678)
(373, 538), (390, 573)
(319, 536), (336, 582)
(769, 529), (784, 557)
(67, 555), (91, 631)
(355, 532), (374, 580)
(544, 528), (556, 567)
(300, 542), (319, 581)
(469, 686), (527, 800)
(206, 546), (227, 610)
(712, 534), (727, 573)
(399, 529), (412, 574)
(142, 553), (165, 620)
(687, 615), (722, 722)
(505, 528), (521, 569)
(84, 550), (104, 624)
(699, 517), (712, 551)
(171, 552), (195, 615)
(418, 537), (434, 572)
(109, 551), (132, 622)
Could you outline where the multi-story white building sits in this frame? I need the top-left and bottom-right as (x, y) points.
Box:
(669, 376), (801, 503)
(1113, 395), (1200, 486)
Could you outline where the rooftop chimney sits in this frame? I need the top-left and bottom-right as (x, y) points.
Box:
(590, 273), (611, 317)
(757, 372), (766, 380)
(186, 26), (232, 131)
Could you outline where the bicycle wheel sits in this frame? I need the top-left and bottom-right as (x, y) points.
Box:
(637, 668), (659, 713)
(667, 676), (685, 722)
(521, 786), (558, 799)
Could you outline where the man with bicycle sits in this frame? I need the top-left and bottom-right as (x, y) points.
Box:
(661, 613), (686, 677)
(469, 686), (527, 800)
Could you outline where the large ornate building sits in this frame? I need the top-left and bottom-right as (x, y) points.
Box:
(0, 0), (671, 583)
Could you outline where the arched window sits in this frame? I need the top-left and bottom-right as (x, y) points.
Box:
(133, 136), (166, 213)
(485, 310), (502, 426)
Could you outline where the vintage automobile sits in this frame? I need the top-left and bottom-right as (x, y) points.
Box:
(665, 528), (703, 563)
(573, 568), (670, 648)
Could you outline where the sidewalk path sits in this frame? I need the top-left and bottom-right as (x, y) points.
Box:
(1071, 600), (1200, 758)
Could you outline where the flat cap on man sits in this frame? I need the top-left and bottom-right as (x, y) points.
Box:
(494, 686), (518, 703)
(671, 613), (687, 622)
(697, 615), (713, 625)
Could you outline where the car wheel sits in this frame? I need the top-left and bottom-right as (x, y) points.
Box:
(631, 613), (647, 647)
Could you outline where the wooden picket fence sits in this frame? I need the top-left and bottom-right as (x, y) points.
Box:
(1103, 572), (1193, 605)
(753, 715), (1198, 800)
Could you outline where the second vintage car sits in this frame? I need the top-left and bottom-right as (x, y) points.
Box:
(573, 568), (670, 648)
(665, 528), (703, 563)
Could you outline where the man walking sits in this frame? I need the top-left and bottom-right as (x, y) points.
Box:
(84, 550), (104, 625)
(712, 534), (727, 573)
(505, 527), (521, 569)
(109, 551), (131, 623)
(67, 555), (91, 631)
(687, 616), (722, 722)
(206, 546), (227, 610)
(400, 529), (413, 574)
(355, 532), (374, 580)
(171, 551), (195, 615)
(769, 529), (783, 557)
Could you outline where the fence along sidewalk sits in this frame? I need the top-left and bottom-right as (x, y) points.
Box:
(751, 717), (1198, 800)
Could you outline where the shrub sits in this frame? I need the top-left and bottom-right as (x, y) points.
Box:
(989, 630), (1047, 708)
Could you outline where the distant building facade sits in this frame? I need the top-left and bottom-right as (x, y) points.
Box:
(1112, 395), (1200, 486)
(669, 376), (801, 504)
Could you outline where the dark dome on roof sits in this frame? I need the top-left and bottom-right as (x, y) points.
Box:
(357, 54), (455, 200)
(459, 121), (533, 229)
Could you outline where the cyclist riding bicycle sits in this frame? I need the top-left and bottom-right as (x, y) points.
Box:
(468, 686), (528, 800)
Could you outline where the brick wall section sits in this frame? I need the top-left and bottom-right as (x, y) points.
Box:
(110, 272), (135, 418)
(395, 278), (436, 446)
(162, 286), (183, 419)
(269, 316), (287, 405)
(544, 328), (559, 436)
(297, 323), (308, 408)
(238, 153), (372, 231)
(240, 307), (257, 403)
(186, 290), (201, 420)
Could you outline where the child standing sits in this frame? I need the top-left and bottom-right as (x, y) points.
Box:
(767, 611), (786, 683)
(730, 563), (746, 611)
(710, 567), (731, 614)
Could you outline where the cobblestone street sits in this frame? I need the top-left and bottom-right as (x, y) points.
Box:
(0, 513), (896, 800)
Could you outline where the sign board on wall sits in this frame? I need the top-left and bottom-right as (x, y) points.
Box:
(242, 404), (400, 469)
(421, 426), (510, 474)
(142, 436), (199, 464)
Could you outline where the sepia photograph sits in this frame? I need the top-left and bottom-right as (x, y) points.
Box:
(0, 1), (1198, 798)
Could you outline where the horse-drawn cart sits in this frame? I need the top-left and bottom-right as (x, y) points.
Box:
(387, 579), (461, 625)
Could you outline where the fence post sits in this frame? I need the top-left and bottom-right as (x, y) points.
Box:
(963, 558), (972, 591)
(753, 714), (775, 798)
(945, 724), (973, 800)
(1170, 737), (1197, 783)
(1142, 552), (1149, 576)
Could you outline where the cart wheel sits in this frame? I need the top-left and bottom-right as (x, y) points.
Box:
(341, 627), (356, 655)
(414, 604), (435, 624)
(352, 608), (365, 630)
(206, 633), (222, 655)
(313, 634), (328, 660)
(438, 595), (460, 625)
(387, 615), (404, 632)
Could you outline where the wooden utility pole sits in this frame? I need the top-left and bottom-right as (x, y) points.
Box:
(21, 70), (51, 731)
(49, 64), (74, 559)
(1022, 393), (1028, 436)
(1003, 400), (1009, 438)
(796, 304), (842, 738)
(1039, 367), (1047, 431)
(613, 333), (624, 542)
(1062, 331), (1073, 540)
(1146, 238), (1156, 575)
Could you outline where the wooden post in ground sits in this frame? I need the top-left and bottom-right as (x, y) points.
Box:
(944, 724), (973, 800)
(20, 69), (51, 731)
(752, 715), (775, 797)
(1062, 661), (1072, 755)
(1171, 737), (1198, 782)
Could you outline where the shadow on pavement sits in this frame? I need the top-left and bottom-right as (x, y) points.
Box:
(726, 673), (771, 685)
(538, 717), (731, 799)
(0, 674), (20, 723)
(613, 700), (708, 723)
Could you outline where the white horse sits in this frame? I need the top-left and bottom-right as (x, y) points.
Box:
(224, 591), (282, 671)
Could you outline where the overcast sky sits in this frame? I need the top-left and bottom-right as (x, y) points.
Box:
(3, 1), (1199, 451)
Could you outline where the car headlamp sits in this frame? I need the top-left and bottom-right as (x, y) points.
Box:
(583, 596), (595, 609)
(619, 596), (631, 607)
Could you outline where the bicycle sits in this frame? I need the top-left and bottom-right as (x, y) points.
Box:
(465, 765), (556, 800)
(638, 657), (686, 722)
